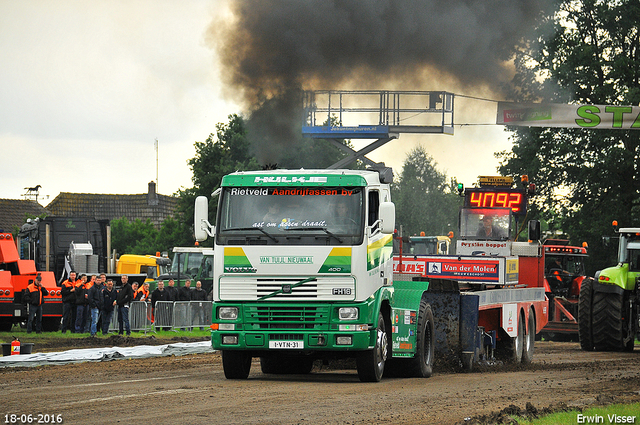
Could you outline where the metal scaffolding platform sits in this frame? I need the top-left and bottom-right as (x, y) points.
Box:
(302, 90), (454, 168)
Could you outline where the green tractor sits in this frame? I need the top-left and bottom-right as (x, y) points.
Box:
(579, 224), (640, 351)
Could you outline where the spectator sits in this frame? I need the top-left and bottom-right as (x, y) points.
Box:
(83, 274), (97, 333)
(116, 275), (134, 336)
(178, 279), (193, 301)
(74, 274), (89, 333)
(25, 274), (49, 334)
(165, 278), (178, 301)
(134, 282), (150, 302)
(87, 274), (104, 337)
(151, 280), (171, 331)
(60, 271), (77, 333)
(191, 280), (208, 330)
(131, 282), (139, 296)
(178, 279), (193, 330)
(100, 279), (118, 335)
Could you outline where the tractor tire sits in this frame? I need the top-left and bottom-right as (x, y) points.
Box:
(356, 312), (388, 382)
(522, 309), (536, 364)
(222, 350), (252, 379)
(406, 300), (435, 378)
(592, 291), (626, 351)
(578, 277), (595, 351)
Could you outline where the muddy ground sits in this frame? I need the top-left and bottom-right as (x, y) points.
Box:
(0, 339), (638, 424)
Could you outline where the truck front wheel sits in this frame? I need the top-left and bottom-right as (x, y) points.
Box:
(356, 312), (388, 382)
(222, 350), (252, 379)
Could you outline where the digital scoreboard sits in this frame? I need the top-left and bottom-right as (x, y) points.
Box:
(464, 188), (527, 215)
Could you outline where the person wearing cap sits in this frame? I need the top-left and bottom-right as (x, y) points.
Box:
(25, 274), (49, 334)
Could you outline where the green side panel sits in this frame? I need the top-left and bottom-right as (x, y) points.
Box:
(391, 307), (418, 357)
(388, 280), (430, 358)
(598, 263), (637, 291)
(367, 237), (393, 271)
(222, 173), (367, 187)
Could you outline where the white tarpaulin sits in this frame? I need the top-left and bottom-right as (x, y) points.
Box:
(497, 102), (640, 129)
(0, 341), (214, 368)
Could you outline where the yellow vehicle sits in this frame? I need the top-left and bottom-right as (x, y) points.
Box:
(113, 253), (171, 282)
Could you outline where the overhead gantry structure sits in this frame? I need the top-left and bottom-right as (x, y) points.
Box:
(302, 90), (455, 169)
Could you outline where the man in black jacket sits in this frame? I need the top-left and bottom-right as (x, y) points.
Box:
(25, 274), (49, 333)
(116, 275), (134, 336)
(87, 274), (104, 336)
(60, 271), (77, 333)
(191, 280), (208, 330)
(100, 279), (118, 335)
(151, 280), (171, 331)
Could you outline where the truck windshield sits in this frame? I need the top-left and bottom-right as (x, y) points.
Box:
(216, 186), (364, 245)
(459, 208), (512, 241)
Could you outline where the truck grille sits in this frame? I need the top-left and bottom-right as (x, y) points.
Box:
(244, 305), (330, 330)
(219, 277), (355, 301)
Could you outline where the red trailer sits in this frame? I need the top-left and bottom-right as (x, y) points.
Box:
(0, 233), (60, 331)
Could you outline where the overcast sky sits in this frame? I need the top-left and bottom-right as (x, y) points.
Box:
(0, 0), (513, 205)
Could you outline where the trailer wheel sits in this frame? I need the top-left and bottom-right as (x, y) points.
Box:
(356, 312), (388, 382)
(578, 277), (595, 351)
(406, 300), (435, 378)
(222, 350), (252, 379)
(499, 311), (524, 363)
(522, 309), (536, 364)
(592, 290), (628, 351)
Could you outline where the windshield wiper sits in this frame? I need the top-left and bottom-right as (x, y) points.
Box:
(258, 277), (318, 301)
(221, 227), (278, 243)
(288, 226), (343, 243)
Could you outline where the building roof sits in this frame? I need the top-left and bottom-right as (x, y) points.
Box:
(0, 199), (50, 233)
(45, 182), (178, 228)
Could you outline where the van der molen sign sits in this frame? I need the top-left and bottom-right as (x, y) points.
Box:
(497, 102), (640, 129)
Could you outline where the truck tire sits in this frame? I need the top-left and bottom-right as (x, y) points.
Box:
(592, 291), (627, 351)
(497, 311), (524, 363)
(578, 277), (595, 351)
(0, 319), (12, 332)
(356, 312), (388, 382)
(406, 300), (435, 378)
(222, 350), (252, 379)
(522, 309), (536, 364)
(42, 317), (60, 332)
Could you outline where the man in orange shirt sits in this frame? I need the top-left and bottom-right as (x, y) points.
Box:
(60, 271), (77, 333)
(25, 274), (49, 333)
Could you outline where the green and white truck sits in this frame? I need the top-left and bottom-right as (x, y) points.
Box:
(195, 169), (547, 381)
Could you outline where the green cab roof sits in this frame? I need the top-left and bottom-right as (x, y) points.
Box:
(221, 170), (370, 187)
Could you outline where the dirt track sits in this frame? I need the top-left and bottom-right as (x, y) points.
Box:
(1, 340), (639, 425)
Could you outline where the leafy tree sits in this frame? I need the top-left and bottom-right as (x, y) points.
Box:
(498, 0), (640, 274)
(392, 145), (461, 237)
(176, 114), (261, 243)
(110, 217), (158, 255)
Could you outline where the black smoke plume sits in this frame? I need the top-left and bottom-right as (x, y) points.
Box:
(208, 0), (550, 165)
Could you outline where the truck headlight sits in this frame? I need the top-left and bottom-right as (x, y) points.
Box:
(338, 307), (358, 320)
(219, 306), (238, 320)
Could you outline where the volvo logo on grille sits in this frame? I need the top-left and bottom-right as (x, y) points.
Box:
(332, 288), (351, 295)
(282, 284), (292, 294)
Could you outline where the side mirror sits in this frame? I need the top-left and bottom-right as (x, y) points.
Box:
(194, 196), (210, 242)
(379, 202), (395, 234)
(528, 220), (541, 242)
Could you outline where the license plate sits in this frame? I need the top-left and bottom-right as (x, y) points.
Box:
(269, 340), (304, 349)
